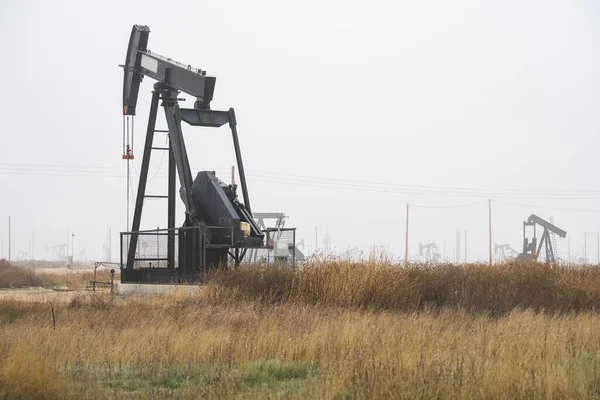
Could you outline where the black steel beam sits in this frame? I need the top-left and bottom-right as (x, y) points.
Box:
(535, 230), (547, 261)
(228, 108), (252, 213)
(137, 51), (215, 106)
(546, 233), (554, 262)
(527, 214), (567, 238)
(161, 87), (197, 218)
(167, 140), (176, 269)
(180, 109), (231, 127)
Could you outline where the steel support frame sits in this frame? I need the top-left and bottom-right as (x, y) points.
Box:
(126, 89), (160, 270)
(125, 83), (200, 274)
(535, 229), (555, 263)
(123, 86), (259, 280)
(167, 138), (176, 269)
(161, 88), (196, 217)
(522, 221), (537, 257)
(523, 221), (557, 263)
(228, 109), (252, 213)
(180, 107), (252, 213)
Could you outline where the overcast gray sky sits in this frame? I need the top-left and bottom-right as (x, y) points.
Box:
(1, 0), (599, 262)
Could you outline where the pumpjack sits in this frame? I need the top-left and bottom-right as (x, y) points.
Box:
(247, 213), (304, 262)
(494, 243), (519, 261)
(119, 25), (267, 283)
(419, 243), (441, 262)
(517, 214), (566, 263)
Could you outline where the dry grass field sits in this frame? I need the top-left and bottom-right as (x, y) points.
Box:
(0, 259), (115, 290)
(2, 260), (600, 399)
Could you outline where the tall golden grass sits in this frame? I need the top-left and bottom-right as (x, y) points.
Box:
(1, 261), (600, 398)
(209, 261), (600, 315)
(0, 259), (44, 288)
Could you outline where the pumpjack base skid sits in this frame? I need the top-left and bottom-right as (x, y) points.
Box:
(121, 250), (260, 284)
(121, 269), (198, 284)
(120, 225), (266, 284)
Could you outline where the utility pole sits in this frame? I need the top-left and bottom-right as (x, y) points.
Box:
(584, 232), (587, 263)
(8, 215), (11, 262)
(488, 199), (492, 265)
(315, 227), (318, 253)
(404, 204), (409, 263)
(456, 230), (460, 262)
(231, 165), (235, 185)
(464, 230), (467, 263)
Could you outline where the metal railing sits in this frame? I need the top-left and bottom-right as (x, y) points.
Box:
(247, 228), (298, 267)
(121, 225), (297, 269)
(120, 225), (236, 270)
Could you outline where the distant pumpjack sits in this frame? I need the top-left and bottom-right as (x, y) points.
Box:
(517, 214), (566, 263)
(419, 242), (441, 262)
(494, 243), (519, 261)
(248, 213), (303, 262)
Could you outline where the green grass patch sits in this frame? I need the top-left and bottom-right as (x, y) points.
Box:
(240, 359), (315, 391)
(99, 361), (317, 398)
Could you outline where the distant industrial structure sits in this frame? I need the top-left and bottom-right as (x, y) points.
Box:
(494, 243), (519, 262)
(419, 243), (441, 262)
(247, 213), (303, 263)
(517, 214), (566, 264)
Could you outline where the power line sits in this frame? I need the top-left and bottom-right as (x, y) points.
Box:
(494, 200), (600, 212)
(248, 176), (600, 200)
(0, 171), (126, 178)
(0, 161), (596, 194)
(411, 200), (487, 209)
(0, 162), (122, 170)
(0, 166), (229, 179)
(3, 167), (600, 200)
(247, 169), (600, 195)
(3, 162), (600, 200)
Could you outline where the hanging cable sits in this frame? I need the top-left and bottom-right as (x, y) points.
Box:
(126, 116), (130, 230)
(494, 200), (600, 212)
(122, 115), (135, 230)
(122, 116), (126, 158)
